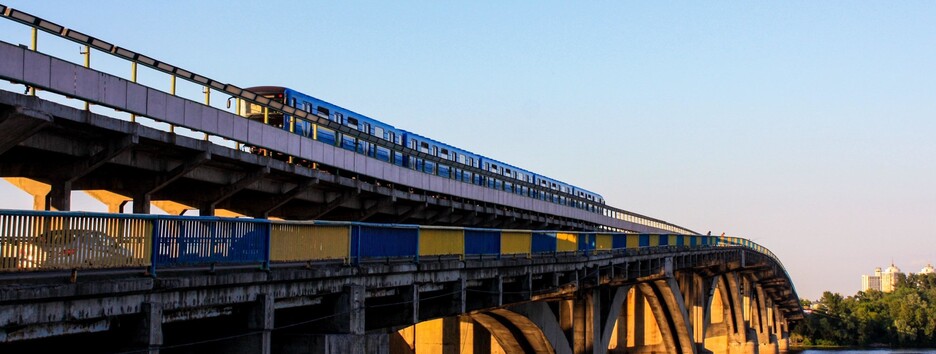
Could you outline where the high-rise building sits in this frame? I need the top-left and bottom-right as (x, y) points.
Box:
(881, 263), (902, 293)
(861, 267), (882, 292)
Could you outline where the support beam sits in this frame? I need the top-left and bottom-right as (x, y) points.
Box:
(261, 177), (318, 217)
(149, 151), (211, 195)
(204, 166), (270, 209)
(65, 133), (138, 183)
(357, 198), (393, 221)
(309, 191), (354, 220)
(395, 204), (426, 223)
(0, 106), (52, 156)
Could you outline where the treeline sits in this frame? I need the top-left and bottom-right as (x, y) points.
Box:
(792, 272), (936, 347)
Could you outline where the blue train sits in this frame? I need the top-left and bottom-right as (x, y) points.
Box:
(238, 86), (605, 212)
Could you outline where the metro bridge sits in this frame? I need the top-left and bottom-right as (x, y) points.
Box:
(0, 5), (801, 354)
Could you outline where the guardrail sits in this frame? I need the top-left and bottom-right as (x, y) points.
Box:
(0, 209), (784, 277)
(0, 4), (696, 235)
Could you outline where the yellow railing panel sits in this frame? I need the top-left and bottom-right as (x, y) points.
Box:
(501, 231), (531, 255)
(596, 234), (613, 252)
(271, 224), (349, 261)
(419, 228), (464, 256)
(669, 235), (678, 246)
(626, 234), (639, 249)
(557, 232), (577, 252)
(648, 234), (660, 247)
(0, 214), (151, 271)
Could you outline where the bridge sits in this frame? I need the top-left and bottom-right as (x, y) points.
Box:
(0, 5), (802, 354)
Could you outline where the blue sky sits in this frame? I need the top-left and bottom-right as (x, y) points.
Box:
(1, 1), (935, 299)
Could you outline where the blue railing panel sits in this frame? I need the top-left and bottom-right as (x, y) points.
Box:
(152, 217), (269, 267)
(464, 229), (499, 256)
(531, 232), (556, 253)
(352, 225), (418, 259)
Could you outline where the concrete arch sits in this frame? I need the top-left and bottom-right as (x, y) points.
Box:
(469, 312), (556, 354)
(636, 280), (696, 354)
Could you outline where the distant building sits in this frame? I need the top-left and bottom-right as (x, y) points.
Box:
(861, 267), (882, 292)
(881, 263), (902, 293)
(921, 263), (935, 275)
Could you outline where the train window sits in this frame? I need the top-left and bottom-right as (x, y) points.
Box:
(432, 146), (438, 156)
(389, 132), (396, 143)
(410, 139), (417, 149)
(374, 126), (384, 138)
(362, 123), (370, 134)
(316, 106), (329, 117)
(347, 117), (359, 127)
(440, 148), (449, 158)
(291, 98), (297, 107)
(334, 112), (343, 123)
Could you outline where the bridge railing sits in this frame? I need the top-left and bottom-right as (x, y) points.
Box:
(0, 209), (786, 277)
(0, 5), (694, 235)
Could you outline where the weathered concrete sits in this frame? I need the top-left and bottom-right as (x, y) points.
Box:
(0, 236), (799, 354)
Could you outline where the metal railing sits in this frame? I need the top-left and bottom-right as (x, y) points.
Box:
(0, 210), (789, 280)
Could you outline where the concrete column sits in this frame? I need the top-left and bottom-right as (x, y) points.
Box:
(133, 302), (163, 354)
(777, 314), (789, 352)
(569, 289), (602, 354)
(560, 298), (574, 347)
(443, 317), (461, 354)
(758, 295), (778, 354)
(597, 286), (629, 354)
(199, 202), (215, 217)
(737, 276), (758, 354)
(725, 273), (748, 354)
(703, 279), (727, 354)
(134, 192), (152, 214)
(229, 293), (274, 354)
(472, 316), (493, 353)
(46, 179), (71, 211)
(305, 333), (389, 354)
(626, 284), (668, 353)
(338, 285), (366, 335)
(285, 286), (381, 354)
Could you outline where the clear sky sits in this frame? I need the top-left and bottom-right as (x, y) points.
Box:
(1, 1), (934, 300)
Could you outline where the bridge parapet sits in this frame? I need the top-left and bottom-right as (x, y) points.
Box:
(0, 209), (800, 353)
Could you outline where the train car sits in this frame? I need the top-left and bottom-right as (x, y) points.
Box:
(241, 86), (406, 166)
(239, 86), (606, 214)
(401, 130), (482, 182)
(533, 174), (576, 206)
(477, 156), (536, 197)
(572, 186), (605, 212)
